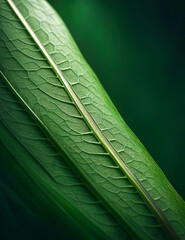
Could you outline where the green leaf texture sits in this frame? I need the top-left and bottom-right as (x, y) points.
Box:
(0, 0), (184, 239)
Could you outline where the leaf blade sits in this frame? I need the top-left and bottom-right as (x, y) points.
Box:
(0, 0), (185, 239)
(6, 0), (173, 235)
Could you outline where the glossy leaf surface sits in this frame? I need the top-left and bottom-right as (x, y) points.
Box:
(0, 0), (184, 239)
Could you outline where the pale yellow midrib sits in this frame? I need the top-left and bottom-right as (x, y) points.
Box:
(6, 0), (178, 239)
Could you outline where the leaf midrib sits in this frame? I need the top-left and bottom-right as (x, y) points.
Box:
(5, 0), (178, 239)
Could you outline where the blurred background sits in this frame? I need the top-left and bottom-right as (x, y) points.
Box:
(48, 0), (185, 197)
(1, 0), (184, 239)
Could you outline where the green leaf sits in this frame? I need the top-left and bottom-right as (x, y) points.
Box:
(0, 0), (184, 239)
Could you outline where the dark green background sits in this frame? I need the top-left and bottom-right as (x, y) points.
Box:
(47, 0), (185, 197)
(1, 0), (184, 239)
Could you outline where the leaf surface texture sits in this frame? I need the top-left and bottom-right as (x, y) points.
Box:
(0, 0), (185, 239)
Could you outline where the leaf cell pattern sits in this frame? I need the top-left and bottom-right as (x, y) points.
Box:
(0, 0), (184, 239)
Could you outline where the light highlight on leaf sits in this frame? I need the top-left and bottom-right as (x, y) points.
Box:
(0, 0), (184, 239)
